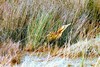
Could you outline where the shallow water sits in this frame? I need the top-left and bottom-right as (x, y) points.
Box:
(15, 55), (98, 67)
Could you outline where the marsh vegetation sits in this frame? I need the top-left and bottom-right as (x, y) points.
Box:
(0, 0), (100, 67)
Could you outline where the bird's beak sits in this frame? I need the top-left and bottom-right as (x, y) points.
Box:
(63, 23), (71, 30)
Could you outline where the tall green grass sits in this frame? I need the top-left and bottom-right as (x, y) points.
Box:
(27, 12), (53, 48)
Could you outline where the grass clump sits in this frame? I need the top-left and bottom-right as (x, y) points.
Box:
(27, 12), (54, 48)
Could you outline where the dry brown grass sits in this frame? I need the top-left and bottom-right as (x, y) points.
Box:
(0, 38), (100, 66)
(0, 40), (24, 66)
(25, 38), (100, 59)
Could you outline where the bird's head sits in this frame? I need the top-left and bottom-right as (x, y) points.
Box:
(57, 23), (71, 33)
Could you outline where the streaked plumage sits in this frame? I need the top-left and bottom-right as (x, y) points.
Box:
(47, 24), (71, 43)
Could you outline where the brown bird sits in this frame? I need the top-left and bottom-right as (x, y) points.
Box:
(47, 23), (71, 43)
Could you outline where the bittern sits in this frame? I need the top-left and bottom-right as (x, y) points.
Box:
(46, 24), (71, 44)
